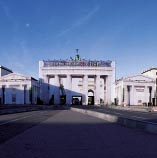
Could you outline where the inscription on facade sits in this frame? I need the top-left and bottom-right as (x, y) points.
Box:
(43, 60), (112, 67)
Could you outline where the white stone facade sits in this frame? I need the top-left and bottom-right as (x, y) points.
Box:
(142, 67), (157, 105)
(0, 73), (39, 105)
(39, 58), (115, 105)
(115, 75), (155, 106)
(142, 67), (157, 79)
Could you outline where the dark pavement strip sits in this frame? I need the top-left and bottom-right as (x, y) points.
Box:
(0, 110), (61, 144)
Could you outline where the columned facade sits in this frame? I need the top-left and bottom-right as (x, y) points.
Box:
(0, 73), (39, 105)
(115, 75), (155, 106)
(39, 57), (115, 105)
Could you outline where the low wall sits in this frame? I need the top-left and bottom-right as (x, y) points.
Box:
(71, 107), (157, 134)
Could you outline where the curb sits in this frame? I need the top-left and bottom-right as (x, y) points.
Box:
(0, 106), (45, 115)
(71, 107), (157, 134)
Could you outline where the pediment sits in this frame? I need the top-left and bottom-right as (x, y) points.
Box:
(0, 73), (31, 81)
(124, 75), (154, 82)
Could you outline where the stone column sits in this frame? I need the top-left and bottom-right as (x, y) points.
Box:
(66, 75), (72, 105)
(83, 75), (88, 105)
(95, 75), (100, 105)
(127, 85), (131, 106)
(54, 75), (60, 105)
(2, 85), (5, 104)
(102, 78), (106, 105)
(23, 85), (27, 104)
(40, 75), (49, 104)
(148, 86), (152, 106)
(142, 86), (147, 105)
(105, 75), (111, 105)
(131, 86), (136, 105)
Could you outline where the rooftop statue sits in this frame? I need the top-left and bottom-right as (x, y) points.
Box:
(43, 54), (112, 67)
(75, 53), (81, 61)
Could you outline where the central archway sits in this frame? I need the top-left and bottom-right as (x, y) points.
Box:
(88, 89), (94, 105)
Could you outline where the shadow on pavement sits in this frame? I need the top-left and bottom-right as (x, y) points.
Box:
(0, 110), (157, 158)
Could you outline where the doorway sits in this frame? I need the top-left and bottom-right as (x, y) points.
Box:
(88, 90), (94, 105)
(88, 96), (94, 105)
(72, 96), (82, 105)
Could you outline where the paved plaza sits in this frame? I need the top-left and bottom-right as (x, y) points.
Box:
(0, 109), (157, 158)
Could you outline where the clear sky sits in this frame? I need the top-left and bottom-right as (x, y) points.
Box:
(0, 0), (157, 79)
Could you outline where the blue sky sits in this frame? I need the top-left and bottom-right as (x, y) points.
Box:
(0, 0), (157, 79)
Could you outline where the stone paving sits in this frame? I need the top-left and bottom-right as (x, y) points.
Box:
(0, 110), (157, 158)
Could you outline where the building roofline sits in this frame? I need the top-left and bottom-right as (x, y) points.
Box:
(141, 67), (157, 74)
(0, 65), (13, 73)
(0, 72), (38, 81)
(116, 74), (154, 83)
(31, 77), (38, 81)
(124, 74), (154, 80)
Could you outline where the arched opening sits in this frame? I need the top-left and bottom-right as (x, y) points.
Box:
(88, 89), (94, 105)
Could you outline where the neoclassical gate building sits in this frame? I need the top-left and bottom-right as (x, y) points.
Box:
(115, 74), (155, 106)
(39, 55), (115, 105)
